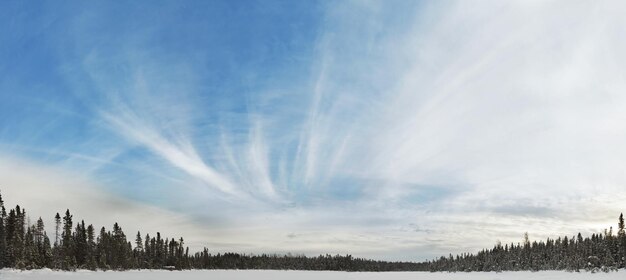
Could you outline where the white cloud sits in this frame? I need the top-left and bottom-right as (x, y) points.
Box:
(0, 154), (212, 249)
(5, 0), (626, 261)
(260, 0), (626, 257)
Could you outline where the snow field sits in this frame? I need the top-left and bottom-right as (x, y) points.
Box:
(1, 269), (626, 280)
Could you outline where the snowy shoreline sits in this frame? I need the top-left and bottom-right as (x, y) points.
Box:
(1, 268), (626, 280)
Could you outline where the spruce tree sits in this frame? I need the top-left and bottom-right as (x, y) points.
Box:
(619, 213), (625, 237)
(134, 231), (143, 268)
(42, 234), (52, 267)
(111, 222), (127, 269)
(54, 213), (61, 247)
(144, 233), (151, 268)
(13, 206), (25, 268)
(618, 213), (625, 268)
(74, 220), (88, 267)
(156, 232), (163, 268)
(85, 224), (97, 270)
(35, 217), (47, 267)
(5, 209), (16, 267)
(51, 212), (62, 269)
(97, 226), (109, 270)
(61, 209), (76, 270)
(0, 190), (6, 268)
(135, 231), (143, 252)
(23, 226), (35, 269)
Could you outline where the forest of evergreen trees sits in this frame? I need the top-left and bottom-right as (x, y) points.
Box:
(427, 214), (626, 273)
(1, 189), (624, 272)
(0, 190), (425, 271)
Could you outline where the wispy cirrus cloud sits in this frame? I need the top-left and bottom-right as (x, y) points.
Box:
(2, 0), (626, 261)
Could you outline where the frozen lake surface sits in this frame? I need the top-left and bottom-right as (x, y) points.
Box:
(1, 269), (626, 279)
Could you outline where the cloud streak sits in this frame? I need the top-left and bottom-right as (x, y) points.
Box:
(2, 0), (626, 261)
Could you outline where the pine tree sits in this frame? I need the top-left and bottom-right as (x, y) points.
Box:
(35, 217), (48, 267)
(134, 231), (143, 268)
(135, 231), (143, 252)
(155, 232), (163, 268)
(5, 208), (17, 266)
(144, 233), (151, 268)
(74, 220), (88, 267)
(111, 222), (127, 269)
(12, 206), (26, 268)
(54, 213), (61, 247)
(23, 226), (36, 268)
(51, 212), (62, 269)
(97, 226), (109, 270)
(42, 234), (52, 267)
(618, 213), (625, 268)
(0, 190), (6, 268)
(619, 213), (625, 237)
(61, 209), (76, 270)
(85, 224), (97, 270)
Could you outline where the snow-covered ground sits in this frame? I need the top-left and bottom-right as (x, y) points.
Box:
(1, 269), (626, 280)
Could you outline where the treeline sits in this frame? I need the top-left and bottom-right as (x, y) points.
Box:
(187, 252), (426, 271)
(426, 214), (626, 272)
(4, 189), (625, 273)
(0, 190), (426, 271)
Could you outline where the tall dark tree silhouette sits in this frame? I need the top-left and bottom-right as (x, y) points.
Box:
(1, 188), (624, 272)
(618, 213), (625, 268)
(0, 191), (6, 268)
(61, 209), (76, 269)
(54, 213), (61, 247)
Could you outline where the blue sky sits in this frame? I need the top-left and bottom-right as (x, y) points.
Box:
(2, 0), (626, 261)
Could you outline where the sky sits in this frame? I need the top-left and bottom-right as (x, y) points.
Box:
(1, 0), (626, 261)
